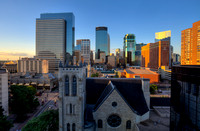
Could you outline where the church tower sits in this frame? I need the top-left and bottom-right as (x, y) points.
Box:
(59, 63), (86, 131)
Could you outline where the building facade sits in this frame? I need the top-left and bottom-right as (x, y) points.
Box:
(36, 13), (75, 63)
(2, 61), (17, 73)
(59, 65), (150, 131)
(0, 69), (8, 116)
(181, 21), (200, 65)
(171, 65), (200, 130)
(141, 41), (170, 69)
(95, 27), (110, 59)
(123, 34), (136, 66)
(17, 57), (48, 73)
(75, 39), (90, 64)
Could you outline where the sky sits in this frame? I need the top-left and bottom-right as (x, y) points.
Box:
(0, 0), (199, 60)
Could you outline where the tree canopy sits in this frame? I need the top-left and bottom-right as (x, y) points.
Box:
(10, 85), (39, 121)
(150, 84), (158, 94)
(22, 110), (58, 131)
(0, 106), (13, 131)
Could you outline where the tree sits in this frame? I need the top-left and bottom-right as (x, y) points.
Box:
(91, 73), (99, 77)
(22, 110), (59, 131)
(10, 85), (39, 121)
(150, 84), (158, 94)
(0, 106), (13, 131)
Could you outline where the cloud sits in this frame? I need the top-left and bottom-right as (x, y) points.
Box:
(0, 52), (30, 56)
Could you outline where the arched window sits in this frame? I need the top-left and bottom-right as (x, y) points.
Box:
(72, 76), (77, 96)
(70, 104), (72, 114)
(98, 119), (103, 128)
(72, 123), (76, 131)
(67, 123), (70, 131)
(126, 120), (131, 129)
(65, 76), (69, 95)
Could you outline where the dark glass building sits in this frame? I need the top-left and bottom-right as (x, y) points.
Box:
(171, 65), (200, 130)
(95, 27), (110, 59)
(36, 13), (75, 63)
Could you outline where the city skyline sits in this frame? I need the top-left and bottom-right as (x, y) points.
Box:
(0, 0), (200, 60)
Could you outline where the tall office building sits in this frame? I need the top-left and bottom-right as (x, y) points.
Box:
(95, 27), (110, 59)
(171, 65), (200, 130)
(141, 41), (170, 69)
(75, 39), (90, 64)
(155, 30), (171, 67)
(181, 21), (200, 65)
(123, 34), (136, 66)
(36, 13), (75, 64)
(135, 43), (147, 66)
(0, 69), (8, 116)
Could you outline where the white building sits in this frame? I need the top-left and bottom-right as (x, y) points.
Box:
(0, 69), (8, 116)
(59, 64), (150, 131)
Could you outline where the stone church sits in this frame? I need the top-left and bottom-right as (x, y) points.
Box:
(58, 64), (150, 131)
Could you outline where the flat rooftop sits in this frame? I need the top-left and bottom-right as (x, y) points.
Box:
(126, 68), (157, 74)
(0, 69), (7, 73)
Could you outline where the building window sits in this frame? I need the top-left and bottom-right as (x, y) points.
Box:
(98, 119), (103, 128)
(70, 104), (72, 114)
(72, 123), (75, 131)
(107, 114), (121, 127)
(126, 120), (131, 129)
(65, 76), (69, 95)
(67, 123), (70, 131)
(72, 76), (77, 96)
(112, 102), (117, 107)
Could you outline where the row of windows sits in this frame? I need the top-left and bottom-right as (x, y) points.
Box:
(97, 119), (131, 129)
(65, 76), (77, 96)
(67, 123), (75, 131)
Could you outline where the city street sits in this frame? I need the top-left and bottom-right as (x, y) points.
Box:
(10, 91), (58, 131)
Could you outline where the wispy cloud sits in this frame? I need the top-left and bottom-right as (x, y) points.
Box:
(0, 52), (29, 56)
(0, 51), (34, 60)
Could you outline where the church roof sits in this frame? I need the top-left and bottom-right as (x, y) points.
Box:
(86, 78), (149, 116)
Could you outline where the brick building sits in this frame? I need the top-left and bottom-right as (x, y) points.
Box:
(181, 20), (200, 65)
(141, 41), (170, 69)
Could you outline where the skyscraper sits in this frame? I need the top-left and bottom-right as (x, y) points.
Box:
(95, 27), (110, 59)
(36, 13), (75, 63)
(75, 39), (90, 64)
(123, 34), (136, 66)
(155, 30), (171, 67)
(181, 21), (200, 65)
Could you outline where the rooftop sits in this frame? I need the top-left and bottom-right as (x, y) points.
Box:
(0, 68), (7, 73)
(126, 68), (157, 74)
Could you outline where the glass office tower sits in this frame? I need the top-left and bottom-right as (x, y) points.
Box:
(36, 13), (75, 63)
(123, 34), (136, 66)
(95, 27), (110, 59)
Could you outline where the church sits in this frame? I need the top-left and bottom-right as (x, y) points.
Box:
(58, 64), (150, 131)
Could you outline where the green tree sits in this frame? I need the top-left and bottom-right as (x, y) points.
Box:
(22, 110), (58, 131)
(91, 73), (99, 77)
(10, 85), (39, 121)
(150, 84), (158, 94)
(0, 106), (13, 131)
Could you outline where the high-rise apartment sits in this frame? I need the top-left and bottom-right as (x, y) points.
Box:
(95, 27), (110, 59)
(141, 41), (170, 69)
(0, 69), (8, 116)
(123, 34), (136, 66)
(36, 13), (75, 64)
(75, 39), (90, 64)
(181, 21), (200, 65)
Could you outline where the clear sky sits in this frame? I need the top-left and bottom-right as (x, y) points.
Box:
(0, 0), (199, 60)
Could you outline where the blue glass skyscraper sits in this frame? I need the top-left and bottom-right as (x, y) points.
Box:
(36, 13), (75, 63)
(95, 27), (110, 59)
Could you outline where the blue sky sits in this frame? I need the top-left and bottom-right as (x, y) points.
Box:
(0, 0), (199, 60)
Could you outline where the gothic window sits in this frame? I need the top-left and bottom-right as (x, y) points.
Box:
(72, 123), (75, 131)
(126, 120), (131, 129)
(107, 114), (121, 127)
(67, 123), (70, 131)
(72, 76), (77, 96)
(98, 119), (103, 128)
(70, 104), (72, 114)
(65, 76), (69, 95)
(73, 105), (75, 114)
